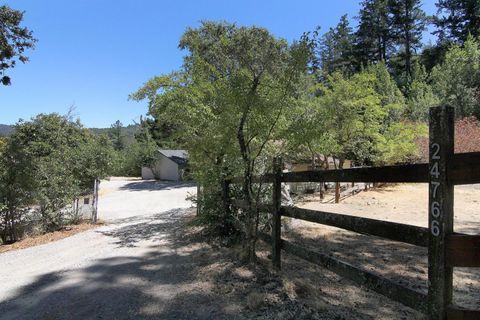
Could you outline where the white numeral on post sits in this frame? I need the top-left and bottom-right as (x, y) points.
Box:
(430, 144), (441, 236)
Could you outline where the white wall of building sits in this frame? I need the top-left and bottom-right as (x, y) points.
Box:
(141, 167), (155, 180)
(141, 154), (180, 181)
(157, 154), (180, 180)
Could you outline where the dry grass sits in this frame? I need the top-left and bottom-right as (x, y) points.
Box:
(245, 291), (267, 310)
(0, 221), (103, 253)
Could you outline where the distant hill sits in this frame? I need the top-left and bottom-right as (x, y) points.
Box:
(0, 123), (140, 143)
(89, 124), (139, 136)
(0, 124), (14, 136)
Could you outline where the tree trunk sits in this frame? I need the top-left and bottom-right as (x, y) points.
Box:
(238, 108), (256, 264)
(221, 178), (231, 236)
(335, 182), (340, 203)
(196, 184), (201, 216)
(335, 158), (345, 204)
(404, 4), (412, 78)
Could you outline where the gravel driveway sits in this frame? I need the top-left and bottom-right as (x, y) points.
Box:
(0, 179), (197, 320)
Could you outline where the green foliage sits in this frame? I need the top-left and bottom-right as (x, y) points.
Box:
(377, 121), (427, 164)
(289, 63), (418, 167)
(306, 0), (427, 86)
(355, 0), (392, 64)
(0, 5), (36, 85)
(405, 63), (440, 121)
(318, 70), (387, 165)
(431, 36), (480, 118)
(9, 114), (85, 231)
(135, 116), (179, 148)
(434, 0), (480, 43)
(0, 114), (113, 241)
(108, 134), (157, 177)
(132, 21), (309, 262)
(74, 134), (115, 189)
(90, 123), (138, 146)
(109, 120), (125, 150)
(388, 0), (426, 79)
(0, 137), (6, 151)
(318, 15), (356, 75)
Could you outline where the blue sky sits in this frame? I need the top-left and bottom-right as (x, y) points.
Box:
(1, 0), (437, 128)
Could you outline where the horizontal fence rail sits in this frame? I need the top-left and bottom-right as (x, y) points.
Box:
(281, 206), (429, 247)
(450, 152), (480, 185)
(259, 232), (427, 313)
(229, 152), (480, 186)
(446, 235), (480, 268)
(282, 163), (429, 183)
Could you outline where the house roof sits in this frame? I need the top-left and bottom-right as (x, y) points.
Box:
(158, 149), (188, 166)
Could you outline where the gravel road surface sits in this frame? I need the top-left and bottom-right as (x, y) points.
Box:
(0, 179), (197, 320)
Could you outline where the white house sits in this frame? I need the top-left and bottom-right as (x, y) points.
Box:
(141, 150), (188, 181)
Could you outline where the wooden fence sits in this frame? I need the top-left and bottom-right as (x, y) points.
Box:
(226, 105), (480, 320)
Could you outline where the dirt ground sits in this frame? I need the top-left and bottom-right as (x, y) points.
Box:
(0, 222), (101, 254)
(283, 183), (480, 314)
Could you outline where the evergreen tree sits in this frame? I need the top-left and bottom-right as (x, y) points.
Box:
(318, 15), (356, 75)
(434, 0), (480, 43)
(388, 0), (427, 79)
(355, 0), (393, 65)
(109, 120), (124, 150)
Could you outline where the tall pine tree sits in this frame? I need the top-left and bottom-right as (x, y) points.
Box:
(389, 0), (427, 79)
(318, 15), (356, 75)
(355, 0), (393, 65)
(434, 0), (480, 43)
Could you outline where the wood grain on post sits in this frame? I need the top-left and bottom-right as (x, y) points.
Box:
(272, 157), (282, 270)
(428, 105), (454, 319)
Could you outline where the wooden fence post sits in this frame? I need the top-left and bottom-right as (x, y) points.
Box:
(272, 157), (283, 270)
(92, 178), (99, 223)
(428, 105), (454, 319)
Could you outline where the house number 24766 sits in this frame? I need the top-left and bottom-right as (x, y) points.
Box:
(430, 143), (441, 236)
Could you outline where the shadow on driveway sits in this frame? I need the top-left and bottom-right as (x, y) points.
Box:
(119, 180), (196, 192)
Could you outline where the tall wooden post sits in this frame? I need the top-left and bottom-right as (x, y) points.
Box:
(428, 105), (454, 319)
(272, 157), (283, 270)
(92, 178), (99, 223)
